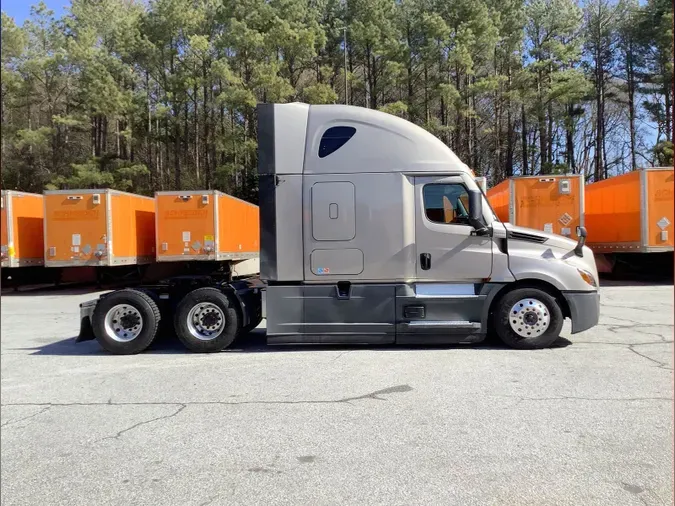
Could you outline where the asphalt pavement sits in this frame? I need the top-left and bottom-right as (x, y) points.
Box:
(1, 281), (673, 505)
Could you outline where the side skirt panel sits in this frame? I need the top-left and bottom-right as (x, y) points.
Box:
(265, 282), (508, 346)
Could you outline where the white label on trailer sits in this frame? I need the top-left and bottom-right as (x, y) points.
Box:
(558, 213), (572, 226)
(182, 231), (191, 242)
(561, 227), (571, 236)
(72, 234), (81, 246)
(72, 246), (80, 253)
(657, 217), (671, 230)
(543, 223), (553, 233)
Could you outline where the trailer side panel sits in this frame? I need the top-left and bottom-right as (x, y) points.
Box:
(44, 190), (109, 267)
(646, 169), (674, 250)
(110, 192), (155, 264)
(155, 191), (217, 262)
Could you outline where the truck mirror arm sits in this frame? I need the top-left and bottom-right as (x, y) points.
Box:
(470, 224), (491, 236)
(574, 226), (587, 257)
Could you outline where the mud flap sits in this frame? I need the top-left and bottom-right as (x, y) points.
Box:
(76, 316), (95, 342)
(76, 299), (97, 342)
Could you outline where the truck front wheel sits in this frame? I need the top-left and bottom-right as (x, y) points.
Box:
(91, 289), (161, 355)
(174, 288), (239, 353)
(493, 288), (564, 349)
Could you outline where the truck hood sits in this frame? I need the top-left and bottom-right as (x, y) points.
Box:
(502, 222), (599, 285)
(503, 223), (577, 251)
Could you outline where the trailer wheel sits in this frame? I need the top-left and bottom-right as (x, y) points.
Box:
(174, 288), (239, 353)
(91, 289), (161, 355)
(493, 288), (564, 350)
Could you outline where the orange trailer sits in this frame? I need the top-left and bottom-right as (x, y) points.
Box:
(1, 191), (45, 268)
(44, 189), (155, 267)
(487, 174), (585, 239)
(584, 167), (674, 253)
(155, 190), (259, 262)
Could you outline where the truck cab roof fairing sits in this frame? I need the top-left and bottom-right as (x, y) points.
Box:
(256, 103), (472, 176)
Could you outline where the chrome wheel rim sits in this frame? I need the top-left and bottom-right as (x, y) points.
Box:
(508, 298), (550, 338)
(104, 304), (144, 342)
(187, 302), (225, 341)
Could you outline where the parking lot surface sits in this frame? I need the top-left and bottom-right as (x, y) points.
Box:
(1, 281), (673, 506)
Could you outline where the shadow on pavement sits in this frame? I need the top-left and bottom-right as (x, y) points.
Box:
(14, 329), (573, 356)
(598, 277), (674, 287)
(1, 285), (109, 297)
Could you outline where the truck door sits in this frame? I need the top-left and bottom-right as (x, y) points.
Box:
(414, 176), (493, 282)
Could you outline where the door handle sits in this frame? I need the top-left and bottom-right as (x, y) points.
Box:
(420, 253), (431, 270)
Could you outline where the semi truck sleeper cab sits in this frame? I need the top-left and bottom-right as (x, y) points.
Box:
(77, 103), (600, 354)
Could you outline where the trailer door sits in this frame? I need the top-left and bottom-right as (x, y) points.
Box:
(414, 176), (493, 282)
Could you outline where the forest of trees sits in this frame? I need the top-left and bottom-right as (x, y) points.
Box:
(1, 0), (673, 203)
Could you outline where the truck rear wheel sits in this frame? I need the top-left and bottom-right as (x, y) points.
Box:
(493, 288), (564, 349)
(174, 288), (239, 353)
(91, 289), (161, 355)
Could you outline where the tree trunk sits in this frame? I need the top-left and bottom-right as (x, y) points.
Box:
(521, 104), (529, 175)
(594, 49), (604, 182)
(664, 65), (672, 142)
(116, 119), (121, 158)
(626, 39), (637, 170)
(537, 69), (547, 173)
(423, 63), (429, 123)
(203, 63), (211, 188)
(566, 104), (576, 173)
(406, 26), (414, 122)
(455, 65), (462, 155)
(505, 64), (514, 178)
(91, 117), (97, 157)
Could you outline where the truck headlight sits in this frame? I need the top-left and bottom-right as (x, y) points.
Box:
(577, 268), (597, 287)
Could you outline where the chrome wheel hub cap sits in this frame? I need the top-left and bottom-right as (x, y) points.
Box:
(508, 298), (550, 338)
(187, 303), (225, 341)
(104, 304), (143, 342)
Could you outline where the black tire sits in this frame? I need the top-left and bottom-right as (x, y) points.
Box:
(91, 289), (161, 355)
(493, 287), (564, 350)
(173, 287), (239, 353)
(241, 315), (263, 335)
(134, 288), (174, 342)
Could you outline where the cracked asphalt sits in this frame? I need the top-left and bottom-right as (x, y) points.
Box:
(1, 281), (673, 506)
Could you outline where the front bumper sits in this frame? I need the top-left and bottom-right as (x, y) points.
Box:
(563, 291), (600, 334)
(76, 299), (98, 342)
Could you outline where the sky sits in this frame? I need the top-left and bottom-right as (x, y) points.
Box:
(1, 0), (66, 24)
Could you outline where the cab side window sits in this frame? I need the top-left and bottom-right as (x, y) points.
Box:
(423, 183), (470, 225)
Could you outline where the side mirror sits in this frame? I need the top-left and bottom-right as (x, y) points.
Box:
(574, 226), (587, 257)
(468, 190), (488, 234)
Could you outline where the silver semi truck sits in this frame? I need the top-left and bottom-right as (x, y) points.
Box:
(77, 103), (600, 354)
